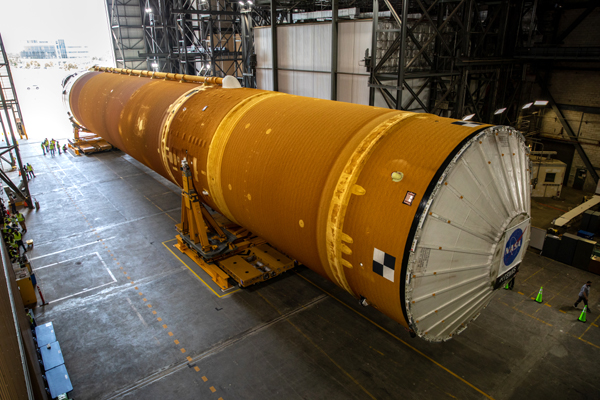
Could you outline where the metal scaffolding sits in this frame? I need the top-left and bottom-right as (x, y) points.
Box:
(106, 0), (253, 83)
(0, 34), (33, 208)
(246, 0), (527, 123)
(365, 0), (525, 123)
(107, 0), (148, 69)
(106, 0), (599, 158)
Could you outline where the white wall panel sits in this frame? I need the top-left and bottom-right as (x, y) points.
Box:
(256, 68), (273, 91)
(255, 28), (272, 68)
(255, 21), (428, 109)
(278, 24), (331, 71)
(309, 72), (331, 99)
(279, 71), (331, 99)
(313, 24), (332, 71)
(277, 26), (294, 69)
(337, 74), (369, 105)
(338, 20), (372, 74)
(278, 70), (294, 93)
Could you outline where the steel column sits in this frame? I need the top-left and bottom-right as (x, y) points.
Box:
(0, 114), (14, 167)
(395, 0), (409, 109)
(0, 84), (32, 207)
(331, 0), (338, 101)
(369, 0), (379, 106)
(270, 0), (278, 91)
(455, 0), (474, 118)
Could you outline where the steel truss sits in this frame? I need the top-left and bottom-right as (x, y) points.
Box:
(0, 35), (33, 208)
(107, 0), (148, 69)
(108, 0), (254, 84)
(365, 0), (526, 124)
(253, 0), (527, 124)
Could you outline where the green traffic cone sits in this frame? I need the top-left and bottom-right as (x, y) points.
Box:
(504, 282), (510, 290)
(579, 306), (587, 323)
(535, 287), (543, 303)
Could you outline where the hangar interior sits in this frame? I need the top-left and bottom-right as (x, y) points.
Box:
(1, 1), (600, 399)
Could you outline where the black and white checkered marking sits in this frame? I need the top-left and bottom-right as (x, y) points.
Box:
(452, 121), (485, 128)
(373, 248), (395, 282)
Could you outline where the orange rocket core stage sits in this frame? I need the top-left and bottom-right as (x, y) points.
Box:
(67, 67), (530, 341)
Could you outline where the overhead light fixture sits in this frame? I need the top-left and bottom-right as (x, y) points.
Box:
(494, 107), (507, 115)
(239, 1), (244, 4)
(247, 0), (253, 4)
(462, 114), (475, 121)
(522, 102), (533, 109)
(534, 100), (548, 106)
(145, 8), (152, 12)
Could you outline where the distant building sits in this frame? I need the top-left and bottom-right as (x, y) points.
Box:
(21, 39), (89, 60)
(55, 39), (67, 59)
(65, 45), (89, 59)
(20, 40), (56, 59)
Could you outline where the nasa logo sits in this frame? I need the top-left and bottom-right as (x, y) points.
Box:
(504, 228), (524, 266)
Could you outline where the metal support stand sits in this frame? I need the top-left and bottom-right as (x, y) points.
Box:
(174, 159), (294, 290)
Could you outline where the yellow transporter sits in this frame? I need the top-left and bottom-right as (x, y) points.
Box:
(65, 67), (531, 342)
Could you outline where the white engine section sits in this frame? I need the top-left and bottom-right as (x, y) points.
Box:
(405, 126), (531, 342)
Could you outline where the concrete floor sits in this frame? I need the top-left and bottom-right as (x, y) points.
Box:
(14, 141), (600, 400)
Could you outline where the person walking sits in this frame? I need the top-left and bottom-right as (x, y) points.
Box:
(41, 141), (46, 155)
(15, 211), (26, 233)
(8, 195), (16, 214)
(26, 163), (35, 179)
(56, 140), (61, 155)
(49, 139), (55, 156)
(574, 281), (592, 313)
(44, 138), (49, 153)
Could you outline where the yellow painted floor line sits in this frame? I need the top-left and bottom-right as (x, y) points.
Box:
(295, 273), (495, 400)
(511, 306), (552, 326)
(369, 346), (384, 356)
(540, 281), (572, 308)
(579, 313), (600, 339)
(161, 239), (239, 298)
(571, 334), (600, 350)
(522, 268), (543, 283)
(503, 294), (600, 348)
(256, 291), (378, 400)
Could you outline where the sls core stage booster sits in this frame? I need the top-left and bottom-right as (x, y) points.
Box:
(64, 67), (531, 342)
